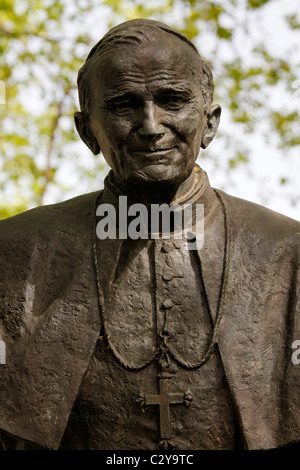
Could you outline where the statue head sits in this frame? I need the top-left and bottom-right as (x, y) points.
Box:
(75, 19), (221, 188)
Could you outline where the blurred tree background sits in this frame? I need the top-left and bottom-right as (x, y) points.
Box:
(0, 0), (299, 219)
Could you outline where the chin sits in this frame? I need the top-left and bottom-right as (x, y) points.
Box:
(125, 166), (187, 187)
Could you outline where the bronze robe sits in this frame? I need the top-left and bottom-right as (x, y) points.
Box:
(0, 169), (300, 450)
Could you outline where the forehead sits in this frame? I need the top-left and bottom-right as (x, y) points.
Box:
(89, 35), (203, 96)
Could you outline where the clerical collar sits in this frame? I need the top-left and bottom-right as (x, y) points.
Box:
(102, 164), (216, 218)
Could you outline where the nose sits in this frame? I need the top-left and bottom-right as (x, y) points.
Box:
(138, 101), (165, 138)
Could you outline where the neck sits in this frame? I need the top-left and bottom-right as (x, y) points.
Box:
(112, 169), (200, 206)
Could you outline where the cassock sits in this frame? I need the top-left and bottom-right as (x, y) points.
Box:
(0, 166), (300, 450)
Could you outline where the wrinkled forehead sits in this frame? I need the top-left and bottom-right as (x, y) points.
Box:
(88, 34), (204, 94)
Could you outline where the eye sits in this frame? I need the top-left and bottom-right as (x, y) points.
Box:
(157, 93), (187, 110)
(107, 96), (140, 115)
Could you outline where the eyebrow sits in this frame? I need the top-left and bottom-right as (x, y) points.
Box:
(102, 91), (142, 108)
(103, 85), (194, 103)
(154, 85), (194, 96)
(102, 90), (129, 102)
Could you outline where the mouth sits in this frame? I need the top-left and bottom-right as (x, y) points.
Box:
(130, 147), (176, 158)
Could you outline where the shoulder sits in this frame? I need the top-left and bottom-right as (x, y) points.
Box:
(0, 191), (101, 337)
(0, 191), (100, 243)
(215, 189), (300, 231)
(216, 189), (300, 240)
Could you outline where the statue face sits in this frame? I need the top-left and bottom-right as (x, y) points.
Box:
(82, 35), (220, 186)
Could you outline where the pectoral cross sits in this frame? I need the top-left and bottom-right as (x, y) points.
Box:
(137, 378), (192, 448)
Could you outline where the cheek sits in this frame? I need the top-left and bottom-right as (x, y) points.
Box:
(187, 109), (204, 134)
(94, 112), (130, 151)
(174, 108), (204, 142)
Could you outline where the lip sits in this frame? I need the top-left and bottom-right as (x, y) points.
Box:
(131, 147), (176, 155)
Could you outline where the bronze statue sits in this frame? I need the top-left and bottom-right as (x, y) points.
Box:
(0, 19), (300, 450)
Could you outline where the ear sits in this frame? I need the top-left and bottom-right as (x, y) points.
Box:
(74, 111), (100, 155)
(201, 104), (221, 149)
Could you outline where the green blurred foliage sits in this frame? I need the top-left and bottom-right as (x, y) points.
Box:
(0, 0), (300, 219)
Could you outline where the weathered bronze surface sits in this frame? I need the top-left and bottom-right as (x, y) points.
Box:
(0, 19), (300, 451)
